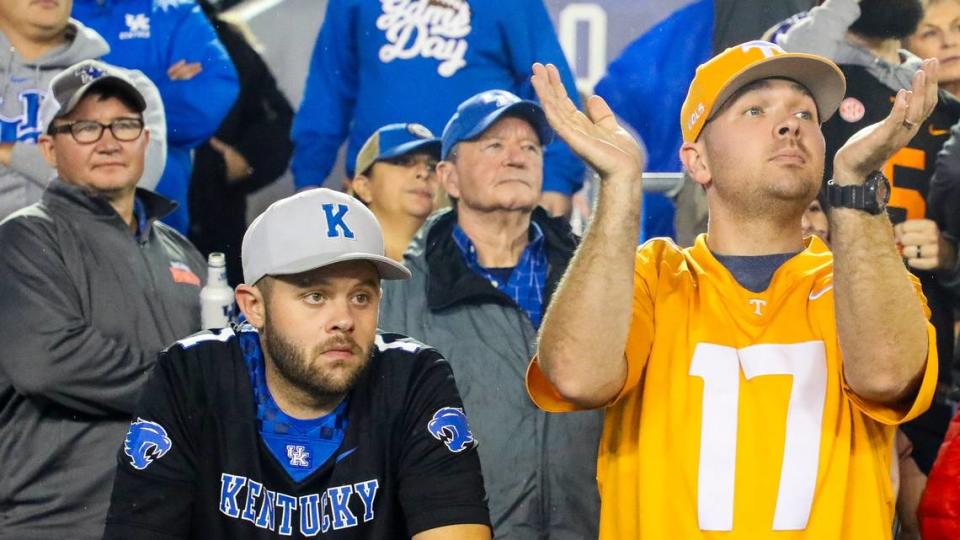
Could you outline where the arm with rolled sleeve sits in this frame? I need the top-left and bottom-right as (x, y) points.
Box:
(103, 346), (198, 539)
(398, 351), (491, 538)
(290, 0), (359, 190)
(504, 0), (584, 196)
(0, 218), (156, 416)
(157, 3), (239, 150)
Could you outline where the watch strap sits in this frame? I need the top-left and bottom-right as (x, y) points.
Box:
(827, 180), (865, 209)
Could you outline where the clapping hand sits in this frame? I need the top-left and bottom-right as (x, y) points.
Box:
(530, 63), (645, 184)
(833, 59), (939, 183)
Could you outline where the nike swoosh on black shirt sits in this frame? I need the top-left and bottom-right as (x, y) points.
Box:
(336, 447), (357, 463)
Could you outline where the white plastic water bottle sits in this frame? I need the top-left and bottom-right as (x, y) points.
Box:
(200, 252), (234, 328)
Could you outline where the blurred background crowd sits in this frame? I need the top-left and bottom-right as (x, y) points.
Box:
(2, 0), (960, 538)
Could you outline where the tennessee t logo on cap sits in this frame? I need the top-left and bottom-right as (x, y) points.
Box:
(679, 40), (847, 143)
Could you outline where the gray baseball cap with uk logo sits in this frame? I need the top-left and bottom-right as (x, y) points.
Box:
(241, 188), (412, 285)
(39, 59), (147, 134)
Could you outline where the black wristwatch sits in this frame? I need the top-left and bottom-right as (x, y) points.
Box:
(825, 171), (890, 215)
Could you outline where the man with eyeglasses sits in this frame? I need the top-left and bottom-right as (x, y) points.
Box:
(0, 59), (204, 540)
(350, 123), (442, 262)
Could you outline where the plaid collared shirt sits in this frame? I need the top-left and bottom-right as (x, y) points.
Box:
(452, 222), (548, 329)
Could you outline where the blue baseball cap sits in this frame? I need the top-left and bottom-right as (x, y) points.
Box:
(353, 123), (441, 177)
(440, 90), (554, 160)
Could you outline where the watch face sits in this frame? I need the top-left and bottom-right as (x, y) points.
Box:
(873, 173), (891, 205)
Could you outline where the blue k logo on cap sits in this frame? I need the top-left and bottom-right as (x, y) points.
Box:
(241, 188), (411, 284)
(440, 89), (554, 159)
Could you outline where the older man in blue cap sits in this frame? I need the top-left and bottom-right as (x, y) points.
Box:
(351, 123), (441, 261)
(378, 89), (602, 539)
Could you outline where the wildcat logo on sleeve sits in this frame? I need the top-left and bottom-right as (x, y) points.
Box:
(124, 418), (173, 470)
(427, 407), (476, 453)
(169, 261), (201, 286)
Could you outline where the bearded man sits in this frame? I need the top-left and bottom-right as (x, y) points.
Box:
(101, 188), (491, 540)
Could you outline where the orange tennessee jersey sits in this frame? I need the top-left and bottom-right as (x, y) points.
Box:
(527, 235), (938, 539)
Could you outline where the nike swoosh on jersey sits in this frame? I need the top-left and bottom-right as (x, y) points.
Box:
(335, 447), (357, 463)
(809, 285), (833, 300)
(929, 125), (950, 136)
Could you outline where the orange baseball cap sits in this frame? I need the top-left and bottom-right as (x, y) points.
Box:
(680, 40), (846, 142)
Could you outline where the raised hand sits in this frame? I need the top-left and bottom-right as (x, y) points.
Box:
(530, 62), (646, 183)
(833, 58), (939, 183)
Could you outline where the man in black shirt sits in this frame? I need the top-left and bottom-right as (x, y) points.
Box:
(811, 3), (960, 474)
(103, 188), (491, 539)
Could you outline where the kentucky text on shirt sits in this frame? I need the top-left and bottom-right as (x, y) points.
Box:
(218, 473), (379, 535)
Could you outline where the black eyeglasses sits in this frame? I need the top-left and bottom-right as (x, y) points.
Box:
(48, 118), (145, 144)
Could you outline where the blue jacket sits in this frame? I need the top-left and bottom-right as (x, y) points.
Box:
(73, 0), (239, 234)
(291, 0), (585, 195)
(593, 0), (714, 239)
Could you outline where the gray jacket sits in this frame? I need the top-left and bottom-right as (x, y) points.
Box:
(0, 180), (205, 538)
(380, 208), (602, 539)
(0, 20), (167, 220)
(775, 0), (923, 90)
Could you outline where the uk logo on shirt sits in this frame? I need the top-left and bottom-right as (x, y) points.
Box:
(287, 445), (311, 468)
(0, 91), (43, 143)
(120, 13), (151, 39)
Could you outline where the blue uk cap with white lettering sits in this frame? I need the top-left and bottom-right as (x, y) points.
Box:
(441, 89), (554, 159)
(241, 188), (411, 284)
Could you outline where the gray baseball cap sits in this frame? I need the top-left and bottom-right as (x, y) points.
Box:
(241, 188), (411, 285)
(39, 59), (147, 134)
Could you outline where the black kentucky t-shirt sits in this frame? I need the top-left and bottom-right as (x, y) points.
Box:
(103, 327), (489, 539)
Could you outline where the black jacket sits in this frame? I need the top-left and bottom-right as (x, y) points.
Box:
(188, 16), (294, 285)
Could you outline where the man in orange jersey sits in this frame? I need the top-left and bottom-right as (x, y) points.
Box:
(526, 40), (941, 539)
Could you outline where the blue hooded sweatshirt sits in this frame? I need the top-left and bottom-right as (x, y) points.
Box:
(291, 0), (585, 196)
(72, 0), (239, 234)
